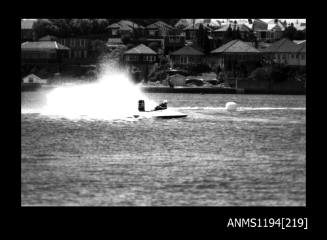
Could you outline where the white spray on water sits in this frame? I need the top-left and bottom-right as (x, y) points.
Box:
(41, 61), (157, 120)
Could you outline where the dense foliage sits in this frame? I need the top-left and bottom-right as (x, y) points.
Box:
(32, 19), (180, 40)
(283, 23), (306, 40)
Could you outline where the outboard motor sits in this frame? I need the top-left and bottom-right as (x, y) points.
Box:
(138, 100), (145, 112)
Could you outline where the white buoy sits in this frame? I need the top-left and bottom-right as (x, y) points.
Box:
(225, 102), (238, 111)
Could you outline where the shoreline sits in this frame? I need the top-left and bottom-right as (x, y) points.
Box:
(141, 86), (306, 95)
(21, 84), (306, 95)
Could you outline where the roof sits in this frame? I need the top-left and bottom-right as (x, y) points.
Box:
(296, 41), (306, 53)
(118, 20), (144, 29)
(107, 20), (144, 31)
(267, 20), (286, 31)
(293, 40), (306, 45)
(38, 35), (57, 41)
(146, 21), (173, 29)
(175, 19), (192, 28)
(107, 23), (121, 29)
(123, 44), (157, 55)
(170, 45), (204, 56)
(293, 22), (306, 31)
(21, 41), (70, 51)
(183, 22), (210, 30)
(262, 38), (300, 53)
(215, 23), (251, 32)
(211, 40), (260, 54)
(21, 19), (37, 30)
(23, 74), (41, 80)
(252, 19), (268, 31)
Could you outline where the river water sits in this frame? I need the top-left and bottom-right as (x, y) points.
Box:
(21, 89), (306, 206)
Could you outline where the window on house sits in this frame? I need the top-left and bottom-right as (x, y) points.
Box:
(127, 55), (137, 61)
(180, 56), (187, 64)
(144, 55), (154, 61)
(301, 54), (305, 60)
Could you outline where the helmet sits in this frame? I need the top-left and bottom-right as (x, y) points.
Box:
(163, 100), (168, 103)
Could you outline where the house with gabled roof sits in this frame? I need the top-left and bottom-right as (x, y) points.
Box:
(21, 41), (70, 73)
(262, 38), (305, 66)
(169, 45), (205, 66)
(123, 44), (158, 82)
(21, 41), (70, 62)
(146, 21), (174, 37)
(251, 19), (286, 42)
(210, 39), (261, 76)
(22, 74), (47, 84)
(107, 20), (144, 37)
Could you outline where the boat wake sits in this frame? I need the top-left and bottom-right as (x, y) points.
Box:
(172, 107), (305, 111)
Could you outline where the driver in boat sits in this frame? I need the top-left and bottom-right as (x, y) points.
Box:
(154, 100), (168, 111)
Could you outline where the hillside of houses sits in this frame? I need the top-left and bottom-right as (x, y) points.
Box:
(21, 19), (306, 91)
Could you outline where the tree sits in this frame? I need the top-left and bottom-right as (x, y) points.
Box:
(196, 24), (205, 49)
(148, 42), (160, 52)
(249, 67), (271, 81)
(69, 19), (93, 36)
(235, 26), (241, 39)
(33, 19), (59, 39)
(91, 39), (107, 59)
(248, 32), (258, 48)
(49, 19), (72, 37)
(283, 23), (297, 40)
(223, 24), (233, 43)
(294, 30), (306, 40)
(91, 19), (109, 34)
(121, 34), (132, 45)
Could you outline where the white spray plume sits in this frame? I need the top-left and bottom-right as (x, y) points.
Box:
(42, 61), (157, 120)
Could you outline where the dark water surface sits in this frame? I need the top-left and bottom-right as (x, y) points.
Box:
(21, 90), (306, 206)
